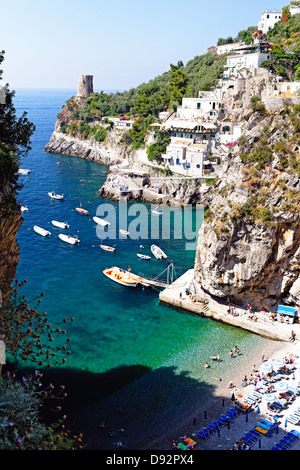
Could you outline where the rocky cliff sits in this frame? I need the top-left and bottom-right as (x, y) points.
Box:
(44, 122), (128, 167)
(194, 89), (300, 310)
(0, 187), (23, 304)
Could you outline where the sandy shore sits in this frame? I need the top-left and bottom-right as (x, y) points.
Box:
(66, 335), (300, 451)
(144, 339), (300, 451)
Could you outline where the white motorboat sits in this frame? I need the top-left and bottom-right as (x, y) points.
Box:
(48, 192), (64, 200)
(152, 206), (163, 215)
(18, 169), (31, 175)
(52, 220), (70, 229)
(21, 206), (28, 212)
(58, 234), (80, 245)
(93, 216), (110, 227)
(33, 225), (51, 237)
(151, 244), (167, 260)
(100, 244), (116, 252)
(119, 229), (130, 236)
(137, 253), (151, 260)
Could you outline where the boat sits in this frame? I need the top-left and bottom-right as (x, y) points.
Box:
(58, 234), (80, 245)
(52, 220), (70, 229)
(151, 244), (167, 260)
(33, 225), (51, 237)
(48, 191), (64, 200)
(93, 216), (110, 227)
(76, 207), (89, 215)
(21, 206), (28, 212)
(18, 168), (31, 175)
(137, 253), (151, 260)
(100, 244), (116, 252)
(152, 205), (163, 215)
(119, 229), (130, 236)
(103, 267), (140, 287)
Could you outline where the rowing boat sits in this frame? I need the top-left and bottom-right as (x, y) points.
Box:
(100, 244), (116, 252)
(76, 207), (89, 215)
(103, 267), (139, 287)
(137, 253), (151, 260)
(151, 244), (167, 259)
(33, 225), (51, 237)
(58, 234), (80, 245)
(48, 192), (64, 200)
(52, 220), (69, 229)
(93, 216), (110, 227)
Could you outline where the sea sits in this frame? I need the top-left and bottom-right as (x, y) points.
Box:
(12, 88), (270, 449)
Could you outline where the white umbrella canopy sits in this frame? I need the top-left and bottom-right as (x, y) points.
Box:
(274, 381), (289, 393)
(260, 361), (274, 373)
(272, 358), (285, 369)
(263, 393), (277, 402)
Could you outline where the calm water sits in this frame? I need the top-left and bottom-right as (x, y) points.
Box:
(13, 89), (268, 446)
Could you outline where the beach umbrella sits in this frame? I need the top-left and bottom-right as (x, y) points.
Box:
(274, 381), (289, 393)
(272, 358), (285, 369)
(256, 405), (260, 414)
(263, 393), (277, 402)
(231, 392), (235, 401)
(260, 361), (273, 372)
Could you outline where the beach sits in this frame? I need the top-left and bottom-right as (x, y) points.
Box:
(65, 335), (300, 451)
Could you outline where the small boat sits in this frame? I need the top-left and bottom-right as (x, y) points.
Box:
(119, 229), (130, 236)
(52, 220), (70, 229)
(21, 206), (28, 212)
(100, 244), (116, 252)
(76, 207), (89, 215)
(33, 225), (51, 237)
(58, 234), (80, 245)
(152, 205), (163, 215)
(151, 244), (167, 260)
(137, 253), (151, 260)
(93, 216), (110, 227)
(48, 192), (64, 200)
(103, 267), (139, 287)
(18, 168), (31, 175)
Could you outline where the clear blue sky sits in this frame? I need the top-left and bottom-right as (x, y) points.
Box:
(1, 0), (285, 91)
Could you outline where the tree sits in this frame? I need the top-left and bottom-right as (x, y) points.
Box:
(0, 51), (35, 192)
(169, 66), (189, 105)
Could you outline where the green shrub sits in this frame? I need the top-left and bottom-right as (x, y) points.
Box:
(94, 127), (107, 142)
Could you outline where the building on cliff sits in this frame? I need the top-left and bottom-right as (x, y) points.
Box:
(258, 9), (282, 34)
(77, 75), (94, 97)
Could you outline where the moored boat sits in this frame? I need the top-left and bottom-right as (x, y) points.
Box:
(21, 205), (28, 212)
(93, 216), (110, 227)
(103, 267), (139, 287)
(76, 207), (89, 215)
(48, 191), (64, 200)
(18, 168), (31, 175)
(33, 225), (51, 237)
(52, 220), (70, 229)
(137, 253), (151, 260)
(119, 229), (130, 236)
(100, 244), (116, 252)
(152, 205), (163, 215)
(58, 234), (80, 245)
(151, 244), (167, 260)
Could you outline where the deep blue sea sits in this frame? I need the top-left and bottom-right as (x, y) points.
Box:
(13, 89), (269, 448)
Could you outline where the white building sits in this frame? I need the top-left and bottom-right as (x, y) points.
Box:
(224, 51), (272, 78)
(217, 42), (246, 55)
(162, 140), (211, 177)
(176, 91), (223, 121)
(290, 2), (300, 15)
(258, 9), (282, 34)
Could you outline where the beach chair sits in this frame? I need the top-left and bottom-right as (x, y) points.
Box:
(244, 396), (256, 405)
(254, 425), (272, 437)
(202, 427), (213, 437)
(286, 414), (299, 424)
(290, 429), (300, 438)
(229, 407), (239, 416)
(245, 432), (258, 442)
(252, 391), (263, 400)
(207, 423), (217, 433)
(294, 410), (300, 417)
(226, 410), (236, 420)
(241, 436), (253, 446)
(261, 419), (276, 429)
(220, 414), (231, 424)
(287, 431), (299, 441)
(197, 430), (209, 440)
(279, 438), (293, 449)
(211, 420), (221, 429)
(217, 418), (225, 427)
(272, 443), (288, 450)
(249, 428), (260, 437)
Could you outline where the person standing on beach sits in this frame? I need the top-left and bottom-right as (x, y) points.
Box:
(230, 350), (233, 358)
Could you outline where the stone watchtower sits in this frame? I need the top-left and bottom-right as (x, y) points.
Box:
(77, 75), (94, 97)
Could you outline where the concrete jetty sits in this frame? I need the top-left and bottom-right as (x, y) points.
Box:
(159, 269), (299, 343)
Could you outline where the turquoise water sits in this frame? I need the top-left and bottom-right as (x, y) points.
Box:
(13, 90), (269, 447)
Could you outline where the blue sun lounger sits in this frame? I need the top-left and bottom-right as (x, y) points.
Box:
(290, 429), (300, 438)
(197, 430), (209, 440)
(272, 443), (288, 450)
(286, 415), (300, 424)
(241, 436), (253, 446)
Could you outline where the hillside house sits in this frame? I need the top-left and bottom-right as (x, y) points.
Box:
(161, 140), (216, 177)
(176, 91), (224, 121)
(258, 9), (282, 34)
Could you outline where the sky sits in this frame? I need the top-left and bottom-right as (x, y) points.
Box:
(1, 0), (286, 91)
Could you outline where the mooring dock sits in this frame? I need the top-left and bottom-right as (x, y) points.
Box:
(159, 269), (299, 343)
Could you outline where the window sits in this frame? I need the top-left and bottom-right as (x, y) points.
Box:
(176, 158), (181, 165)
(186, 162), (190, 169)
(197, 103), (201, 109)
(196, 164), (200, 169)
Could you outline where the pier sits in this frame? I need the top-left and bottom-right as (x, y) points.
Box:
(159, 270), (299, 343)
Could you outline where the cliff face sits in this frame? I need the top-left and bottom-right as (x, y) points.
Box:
(44, 126), (128, 167)
(194, 80), (300, 310)
(0, 188), (23, 304)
